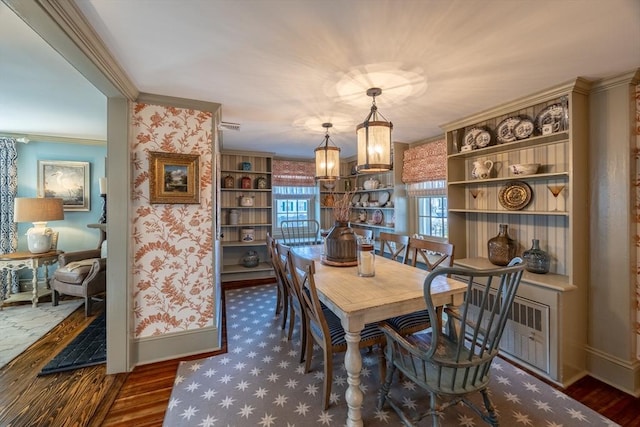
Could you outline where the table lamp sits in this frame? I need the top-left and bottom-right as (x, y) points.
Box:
(14, 197), (64, 253)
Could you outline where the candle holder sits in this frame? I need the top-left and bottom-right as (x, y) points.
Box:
(99, 194), (107, 224)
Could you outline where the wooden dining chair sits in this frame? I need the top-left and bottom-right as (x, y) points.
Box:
(405, 237), (454, 271)
(280, 219), (321, 247)
(384, 239), (455, 337)
(288, 249), (386, 410)
(378, 232), (409, 262)
(378, 258), (525, 426)
(266, 233), (287, 327)
(273, 242), (307, 363)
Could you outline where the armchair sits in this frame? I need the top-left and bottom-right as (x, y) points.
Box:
(378, 258), (525, 426)
(50, 249), (106, 317)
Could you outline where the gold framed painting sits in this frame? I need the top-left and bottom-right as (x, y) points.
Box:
(38, 160), (90, 211)
(149, 151), (200, 204)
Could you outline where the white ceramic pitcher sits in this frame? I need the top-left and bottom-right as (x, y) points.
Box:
(472, 160), (494, 180)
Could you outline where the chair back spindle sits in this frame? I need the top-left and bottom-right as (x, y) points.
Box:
(281, 219), (321, 247)
(378, 257), (525, 426)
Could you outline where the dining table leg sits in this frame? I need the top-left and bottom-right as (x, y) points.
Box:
(343, 319), (364, 427)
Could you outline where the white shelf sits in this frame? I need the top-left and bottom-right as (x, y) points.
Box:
(448, 172), (568, 186)
(350, 222), (394, 230)
(454, 257), (575, 292)
(353, 188), (394, 193)
(220, 151), (274, 283)
(221, 169), (271, 175)
(449, 132), (569, 159)
(221, 223), (272, 228)
(221, 188), (271, 192)
(449, 209), (569, 216)
(443, 78), (590, 387)
(222, 206), (272, 209)
(221, 240), (267, 247)
(222, 262), (273, 274)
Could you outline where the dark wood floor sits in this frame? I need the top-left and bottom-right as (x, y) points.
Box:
(1, 291), (639, 427)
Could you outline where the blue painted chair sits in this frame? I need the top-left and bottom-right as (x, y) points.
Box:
(378, 258), (525, 426)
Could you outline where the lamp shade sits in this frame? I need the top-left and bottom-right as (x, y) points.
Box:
(14, 197), (64, 223)
(356, 88), (393, 173)
(315, 122), (341, 181)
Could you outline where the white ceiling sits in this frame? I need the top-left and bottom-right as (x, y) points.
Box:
(1, 0), (639, 158)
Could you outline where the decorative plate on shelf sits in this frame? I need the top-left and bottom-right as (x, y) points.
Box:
(378, 191), (390, 206)
(462, 127), (483, 149)
(351, 193), (360, 205)
(498, 181), (533, 211)
(372, 209), (384, 224)
(360, 193), (369, 203)
(474, 130), (492, 148)
(495, 116), (522, 143)
(535, 103), (566, 134)
(513, 118), (534, 139)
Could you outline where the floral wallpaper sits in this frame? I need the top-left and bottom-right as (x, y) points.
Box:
(131, 103), (214, 338)
(633, 85), (640, 359)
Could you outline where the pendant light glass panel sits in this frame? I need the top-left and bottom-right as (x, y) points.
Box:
(315, 145), (340, 180)
(356, 88), (393, 173)
(356, 120), (392, 173)
(314, 122), (340, 181)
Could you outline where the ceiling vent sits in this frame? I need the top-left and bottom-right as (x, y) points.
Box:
(219, 122), (241, 131)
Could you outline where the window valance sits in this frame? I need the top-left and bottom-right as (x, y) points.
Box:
(402, 138), (446, 184)
(272, 159), (316, 187)
(406, 180), (446, 197)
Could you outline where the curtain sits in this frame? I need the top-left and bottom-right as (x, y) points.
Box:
(0, 137), (19, 294)
(402, 138), (447, 197)
(272, 159), (316, 187)
(402, 138), (446, 183)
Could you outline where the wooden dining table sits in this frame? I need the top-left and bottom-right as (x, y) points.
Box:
(292, 245), (468, 427)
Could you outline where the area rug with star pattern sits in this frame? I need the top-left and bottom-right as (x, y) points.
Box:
(163, 284), (618, 426)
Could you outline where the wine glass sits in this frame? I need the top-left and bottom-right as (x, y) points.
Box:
(547, 184), (565, 211)
(469, 188), (482, 208)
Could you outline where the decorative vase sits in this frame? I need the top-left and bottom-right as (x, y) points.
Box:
(242, 250), (259, 268)
(522, 239), (551, 274)
(324, 221), (357, 264)
(229, 209), (240, 225)
(487, 224), (517, 266)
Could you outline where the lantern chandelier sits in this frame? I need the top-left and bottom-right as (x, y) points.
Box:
(356, 87), (393, 173)
(314, 122), (341, 181)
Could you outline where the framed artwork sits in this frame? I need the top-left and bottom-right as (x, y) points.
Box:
(38, 160), (90, 211)
(149, 151), (200, 204)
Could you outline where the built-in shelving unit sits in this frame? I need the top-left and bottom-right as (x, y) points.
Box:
(443, 78), (591, 387)
(220, 151), (274, 283)
(349, 170), (395, 240)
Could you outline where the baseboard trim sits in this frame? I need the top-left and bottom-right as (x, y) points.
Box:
(134, 326), (221, 366)
(585, 345), (640, 397)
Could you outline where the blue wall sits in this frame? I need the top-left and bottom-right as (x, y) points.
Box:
(16, 140), (107, 252)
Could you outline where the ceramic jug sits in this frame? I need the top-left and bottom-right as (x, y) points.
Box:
(472, 160), (494, 180)
(363, 178), (379, 190)
(239, 195), (254, 207)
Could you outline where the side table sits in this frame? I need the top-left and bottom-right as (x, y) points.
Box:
(0, 250), (62, 309)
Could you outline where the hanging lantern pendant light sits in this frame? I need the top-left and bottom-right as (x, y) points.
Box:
(315, 122), (341, 181)
(356, 88), (393, 173)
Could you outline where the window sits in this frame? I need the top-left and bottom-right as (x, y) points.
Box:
(272, 186), (316, 230)
(417, 196), (447, 238)
(408, 180), (447, 238)
(275, 198), (310, 225)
